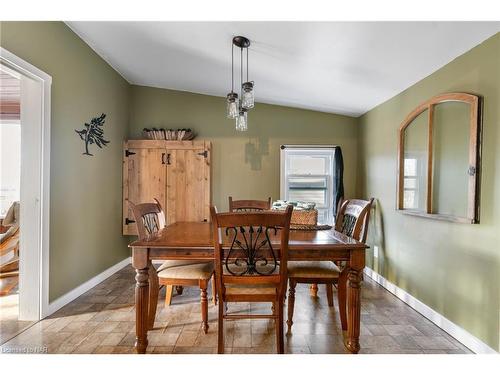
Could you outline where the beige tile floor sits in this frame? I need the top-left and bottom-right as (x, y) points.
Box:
(0, 292), (36, 345)
(0, 265), (472, 354)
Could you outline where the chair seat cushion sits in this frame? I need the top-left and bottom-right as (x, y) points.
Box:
(288, 261), (341, 279)
(157, 261), (214, 280)
(225, 283), (277, 296)
(157, 259), (209, 273)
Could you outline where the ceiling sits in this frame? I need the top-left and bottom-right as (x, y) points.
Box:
(67, 22), (500, 117)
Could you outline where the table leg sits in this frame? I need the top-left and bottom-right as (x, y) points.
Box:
(346, 269), (361, 353)
(337, 268), (348, 331)
(148, 260), (159, 330)
(132, 248), (149, 354)
(309, 283), (318, 297)
(345, 249), (364, 354)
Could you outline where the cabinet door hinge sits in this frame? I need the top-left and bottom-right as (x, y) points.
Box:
(125, 150), (136, 157)
(197, 150), (208, 158)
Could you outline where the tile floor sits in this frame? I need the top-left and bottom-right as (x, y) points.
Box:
(0, 265), (472, 354)
(0, 292), (36, 345)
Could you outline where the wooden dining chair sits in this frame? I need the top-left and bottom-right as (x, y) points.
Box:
(210, 205), (293, 354)
(129, 199), (216, 333)
(228, 196), (271, 212)
(286, 198), (374, 333)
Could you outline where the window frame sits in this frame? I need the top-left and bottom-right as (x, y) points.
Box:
(280, 145), (337, 225)
(397, 92), (482, 224)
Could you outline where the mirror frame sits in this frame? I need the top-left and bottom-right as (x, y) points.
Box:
(397, 92), (482, 224)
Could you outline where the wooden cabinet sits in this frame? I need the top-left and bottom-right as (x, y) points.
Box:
(122, 140), (211, 235)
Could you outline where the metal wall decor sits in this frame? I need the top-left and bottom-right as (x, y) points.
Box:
(75, 113), (110, 156)
(224, 225), (278, 276)
(226, 36), (255, 131)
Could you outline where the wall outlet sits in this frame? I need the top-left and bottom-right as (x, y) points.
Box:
(373, 246), (379, 258)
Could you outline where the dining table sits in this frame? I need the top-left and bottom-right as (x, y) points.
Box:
(129, 221), (368, 354)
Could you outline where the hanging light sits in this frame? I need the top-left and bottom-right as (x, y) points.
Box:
(236, 109), (248, 131)
(241, 47), (254, 109)
(226, 92), (238, 119)
(226, 36), (253, 131)
(241, 81), (254, 109)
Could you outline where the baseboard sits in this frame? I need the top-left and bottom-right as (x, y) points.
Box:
(363, 267), (497, 354)
(44, 257), (131, 317)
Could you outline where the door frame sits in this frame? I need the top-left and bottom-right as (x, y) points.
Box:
(0, 47), (52, 320)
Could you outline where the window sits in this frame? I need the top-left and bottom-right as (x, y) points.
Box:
(280, 146), (336, 225)
(0, 121), (21, 217)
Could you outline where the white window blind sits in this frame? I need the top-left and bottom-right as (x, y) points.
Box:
(280, 146), (336, 225)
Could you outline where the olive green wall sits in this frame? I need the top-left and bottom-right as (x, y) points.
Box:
(358, 33), (500, 351)
(128, 85), (359, 211)
(0, 22), (130, 301)
(3, 21), (497, 351)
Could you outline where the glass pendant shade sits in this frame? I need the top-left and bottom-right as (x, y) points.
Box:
(227, 36), (253, 130)
(236, 110), (248, 131)
(226, 93), (239, 119)
(241, 81), (254, 109)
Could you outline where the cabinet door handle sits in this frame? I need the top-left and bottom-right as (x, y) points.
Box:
(166, 153), (171, 165)
(161, 153), (166, 164)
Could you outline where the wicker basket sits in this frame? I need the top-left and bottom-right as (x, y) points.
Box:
(291, 209), (318, 226)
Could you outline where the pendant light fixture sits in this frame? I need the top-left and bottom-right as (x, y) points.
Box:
(226, 36), (254, 131)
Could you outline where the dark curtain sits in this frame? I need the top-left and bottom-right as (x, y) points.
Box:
(333, 146), (344, 221)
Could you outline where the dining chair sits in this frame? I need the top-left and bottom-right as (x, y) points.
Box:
(210, 205), (293, 354)
(0, 201), (20, 296)
(228, 196), (271, 212)
(286, 198), (374, 333)
(129, 199), (216, 333)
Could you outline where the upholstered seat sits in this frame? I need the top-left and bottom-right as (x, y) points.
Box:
(157, 261), (214, 280)
(225, 283), (277, 296)
(288, 261), (340, 278)
(157, 259), (210, 273)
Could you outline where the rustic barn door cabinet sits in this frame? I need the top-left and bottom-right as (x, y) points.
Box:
(122, 140), (211, 235)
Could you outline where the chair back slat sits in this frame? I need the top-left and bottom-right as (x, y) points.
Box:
(334, 198), (374, 242)
(129, 199), (166, 240)
(228, 197), (271, 212)
(211, 206), (292, 299)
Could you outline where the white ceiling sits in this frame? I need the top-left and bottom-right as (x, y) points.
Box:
(67, 22), (500, 117)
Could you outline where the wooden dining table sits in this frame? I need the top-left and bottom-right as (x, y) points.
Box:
(129, 221), (368, 354)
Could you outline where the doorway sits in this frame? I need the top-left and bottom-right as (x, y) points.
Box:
(0, 48), (51, 344)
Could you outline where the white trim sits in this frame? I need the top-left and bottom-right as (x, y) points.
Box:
(279, 145), (336, 225)
(363, 267), (498, 354)
(0, 47), (52, 321)
(46, 257), (131, 316)
(280, 144), (338, 149)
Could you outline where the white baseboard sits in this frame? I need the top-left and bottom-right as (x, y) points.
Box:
(363, 267), (497, 354)
(44, 257), (131, 317)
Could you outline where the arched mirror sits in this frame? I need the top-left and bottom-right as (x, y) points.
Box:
(397, 93), (481, 223)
